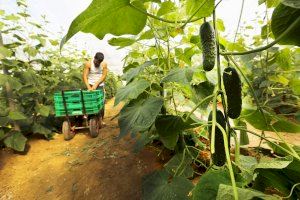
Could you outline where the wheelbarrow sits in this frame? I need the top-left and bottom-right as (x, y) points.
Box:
(54, 89), (104, 140)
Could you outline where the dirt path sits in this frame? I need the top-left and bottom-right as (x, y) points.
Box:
(0, 99), (162, 200)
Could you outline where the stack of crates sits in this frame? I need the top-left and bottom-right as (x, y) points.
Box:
(54, 90), (104, 117)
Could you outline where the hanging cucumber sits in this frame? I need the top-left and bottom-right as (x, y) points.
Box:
(223, 67), (242, 119)
(208, 109), (226, 166)
(200, 22), (216, 71)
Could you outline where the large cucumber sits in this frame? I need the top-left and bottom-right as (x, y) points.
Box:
(223, 67), (242, 119)
(208, 109), (226, 166)
(200, 22), (216, 71)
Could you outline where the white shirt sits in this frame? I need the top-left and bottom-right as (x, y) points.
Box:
(88, 59), (104, 86)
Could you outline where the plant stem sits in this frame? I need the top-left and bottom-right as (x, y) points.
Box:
(210, 91), (218, 154)
(221, 16), (300, 55)
(213, 10), (231, 144)
(282, 183), (300, 199)
(171, 88), (178, 114)
(233, 0), (245, 43)
(216, 123), (238, 200)
(231, 130), (240, 165)
(184, 94), (214, 122)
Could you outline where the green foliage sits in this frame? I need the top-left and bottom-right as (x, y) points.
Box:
(114, 79), (150, 106)
(63, 0), (300, 199)
(3, 131), (27, 151)
(155, 115), (185, 150)
(118, 97), (163, 138)
(271, 3), (300, 46)
(186, 0), (215, 18)
(193, 169), (231, 200)
(165, 152), (194, 178)
(242, 109), (300, 133)
(142, 170), (194, 200)
(104, 72), (122, 100)
(0, 2), (120, 151)
(62, 0), (147, 46)
(161, 67), (194, 85)
(216, 184), (279, 200)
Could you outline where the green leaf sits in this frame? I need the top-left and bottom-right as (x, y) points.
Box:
(253, 170), (292, 196)
(4, 14), (20, 21)
(8, 111), (27, 120)
(115, 79), (150, 105)
(216, 19), (225, 32)
(186, 0), (214, 18)
(269, 75), (289, 86)
(0, 46), (13, 59)
(289, 79), (300, 95)
(49, 39), (59, 46)
(142, 170), (194, 200)
(175, 47), (198, 66)
(0, 129), (5, 140)
(32, 123), (53, 139)
(191, 68), (207, 84)
(138, 30), (154, 40)
(123, 60), (154, 82)
(118, 97), (163, 138)
(165, 153), (194, 178)
(133, 131), (156, 153)
(193, 169), (231, 200)
(242, 109), (300, 133)
(281, 0), (300, 8)
(266, 0), (280, 7)
(256, 156), (293, 169)
(190, 81), (215, 109)
(267, 142), (298, 156)
(19, 85), (37, 94)
(63, 0), (147, 46)
(190, 35), (200, 45)
(162, 67), (194, 85)
(238, 155), (258, 185)
(216, 184), (279, 200)
(108, 37), (136, 48)
(155, 115), (185, 150)
(242, 109), (271, 130)
(271, 3), (300, 46)
(276, 48), (292, 70)
(35, 104), (51, 117)
(157, 1), (176, 16)
(4, 131), (27, 151)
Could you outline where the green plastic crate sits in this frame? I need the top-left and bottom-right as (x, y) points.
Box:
(54, 90), (104, 117)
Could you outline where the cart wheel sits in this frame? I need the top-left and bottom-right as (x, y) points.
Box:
(62, 121), (75, 141)
(89, 117), (99, 138)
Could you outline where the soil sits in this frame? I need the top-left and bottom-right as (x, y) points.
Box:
(0, 99), (299, 200)
(0, 99), (163, 200)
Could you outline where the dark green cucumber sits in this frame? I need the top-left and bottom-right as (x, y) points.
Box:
(208, 109), (226, 166)
(200, 22), (216, 71)
(223, 67), (242, 119)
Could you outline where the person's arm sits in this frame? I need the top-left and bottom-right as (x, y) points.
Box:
(83, 62), (92, 90)
(92, 62), (108, 89)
